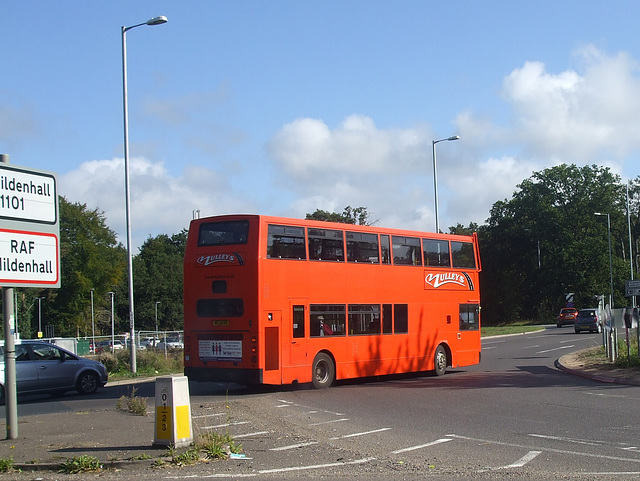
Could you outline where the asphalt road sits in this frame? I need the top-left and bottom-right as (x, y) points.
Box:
(15, 327), (640, 480)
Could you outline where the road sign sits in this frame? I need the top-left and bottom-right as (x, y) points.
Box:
(626, 280), (640, 297)
(0, 165), (57, 224)
(0, 229), (59, 285)
(0, 163), (59, 288)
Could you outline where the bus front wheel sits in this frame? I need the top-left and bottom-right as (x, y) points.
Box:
(312, 353), (335, 389)
(434, 345), (447, 376)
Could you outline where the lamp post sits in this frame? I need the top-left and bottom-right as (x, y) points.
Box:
(594, 212), (614, 309)
(108, 292), (115, 354)
(37, 297), (44, 337)
(122, 15), (168, 373)
(155, 301), (161, 335)
(431, 135), (459, 233)
(90, 289), (95, 353)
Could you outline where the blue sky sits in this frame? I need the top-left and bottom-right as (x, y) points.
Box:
(2, 1), (639, 250)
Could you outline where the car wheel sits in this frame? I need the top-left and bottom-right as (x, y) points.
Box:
(0, 385), (4, 406)
(76, 371), (99, 395)
(312, 353), (335, 389)
(434, 345), (448, 376)
(575, 329), (580, 334)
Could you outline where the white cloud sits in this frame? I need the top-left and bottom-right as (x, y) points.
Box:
(59, 157), (256, 251)
(60, 46), (640, 243)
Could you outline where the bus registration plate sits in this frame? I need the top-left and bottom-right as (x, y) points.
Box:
(199, 339), (242, 362)
(213, 320), (229, 326)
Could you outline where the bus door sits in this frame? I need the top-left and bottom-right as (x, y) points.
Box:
(455, 303), (481, 366)
(263, 310), (281, 384)
(288, 299), (308, 368)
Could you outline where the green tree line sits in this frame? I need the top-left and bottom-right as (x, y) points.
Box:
(2, 198), (186, 339)
(1, 163), (638, 336)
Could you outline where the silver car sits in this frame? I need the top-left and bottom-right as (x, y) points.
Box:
(0, 340), (108, 403)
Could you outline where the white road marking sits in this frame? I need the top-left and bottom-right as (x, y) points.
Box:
(201, 421), (249, 430)
(308, 418), (349, 426)
(537, 345), (574, 354)
(447, 433), (640, 464)
(330, 427), (391, 440)
(501, 450), (542, 468)
(270, 441), (318, 451)
(258, 457), (375, 474)
(528, 433), (603, 446)
(392, 438), (452, 454)
(233, 431), (270, 438)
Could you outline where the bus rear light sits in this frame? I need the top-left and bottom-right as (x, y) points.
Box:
(251, 356), (257, 363)
(251, 337), (257, 343)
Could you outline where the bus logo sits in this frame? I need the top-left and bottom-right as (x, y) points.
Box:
(196, 252), (245, 267)
(424, 271), (474, 290)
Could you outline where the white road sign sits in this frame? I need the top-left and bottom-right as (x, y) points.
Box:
(626, 280), (640, 297)
(0, 229), (59, 285)
(0, 164), (57, 224)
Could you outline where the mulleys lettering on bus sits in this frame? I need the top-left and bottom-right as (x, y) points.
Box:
(425, 272), (467, 288)
(197, 254), (236, 266)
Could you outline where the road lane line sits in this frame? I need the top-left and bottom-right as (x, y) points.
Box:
(270, 441), (318, 451)
(258, 457), (375, 474)
(201, 421), (249, 430)
(233, 431), (270, 438)
(447, 433), (640, 464)
(330, 427), (391, 440)
(537, 345), (574, 354)
(528, 433), (603, 446)
(308, 418), (349, 426)
(501, 450), (542, 468)
(392, 438), (452, 454)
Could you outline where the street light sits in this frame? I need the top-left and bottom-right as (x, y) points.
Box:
(108, 292), (115, 354)
(37, 297), (44, 337)
(122, 15), (168, 373)
(431, 135), (459, 233)
(594, 212), (614, 310)
(155, 301), (161, 335)
(90, 289), (95, 353)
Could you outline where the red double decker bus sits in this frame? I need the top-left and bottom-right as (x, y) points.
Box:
(183, 214), (481, 388)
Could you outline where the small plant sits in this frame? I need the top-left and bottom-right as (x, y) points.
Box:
(116, 387), (148, 416)
(0, 457), (14, 473)
(197, 432), (242, 459)
(58, 455), (102, 474)
(167, 445), (201, 465)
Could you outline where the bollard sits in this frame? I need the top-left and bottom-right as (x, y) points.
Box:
(154, 376), (193, 448)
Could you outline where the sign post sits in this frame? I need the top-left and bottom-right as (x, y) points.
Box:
(0, 157), (60, 440)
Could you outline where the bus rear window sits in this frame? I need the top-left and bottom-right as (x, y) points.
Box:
(197, 298), (244, 317)
(198, 221), (249, 246)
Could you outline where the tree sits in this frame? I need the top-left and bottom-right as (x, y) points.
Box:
(37, 198), (126, 337)
(306, 206), (374, 225)
(132, 231), (187, 332)
(480, 164), (632, 325)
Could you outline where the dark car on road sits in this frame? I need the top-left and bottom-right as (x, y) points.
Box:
(0, 340), (108, 403)
(574, 308), (602, 334)
(557, 307), (579, 327)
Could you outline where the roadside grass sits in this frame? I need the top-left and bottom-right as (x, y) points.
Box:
(96, 349), (183, 380)
(116, 386), (148, 415)
(58, 455), (102, 474)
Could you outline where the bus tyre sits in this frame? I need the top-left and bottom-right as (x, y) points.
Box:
(434, 345), (447, 376)
(312, 353), (335, 389)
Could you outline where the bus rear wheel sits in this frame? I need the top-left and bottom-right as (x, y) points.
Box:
(312, 353), (335, 389)
(434, 345), (447, 376)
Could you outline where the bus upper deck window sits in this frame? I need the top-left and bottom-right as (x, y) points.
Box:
(451, 241), (476, 269)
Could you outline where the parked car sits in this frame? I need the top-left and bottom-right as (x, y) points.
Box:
(139, 337), (160, 350)
(95, 340), (124, 353)
(157, 337), (184, 350)
(0, 340), (108, 404)
(557, 308), (579, 327)
(574, 308), (602, 334)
